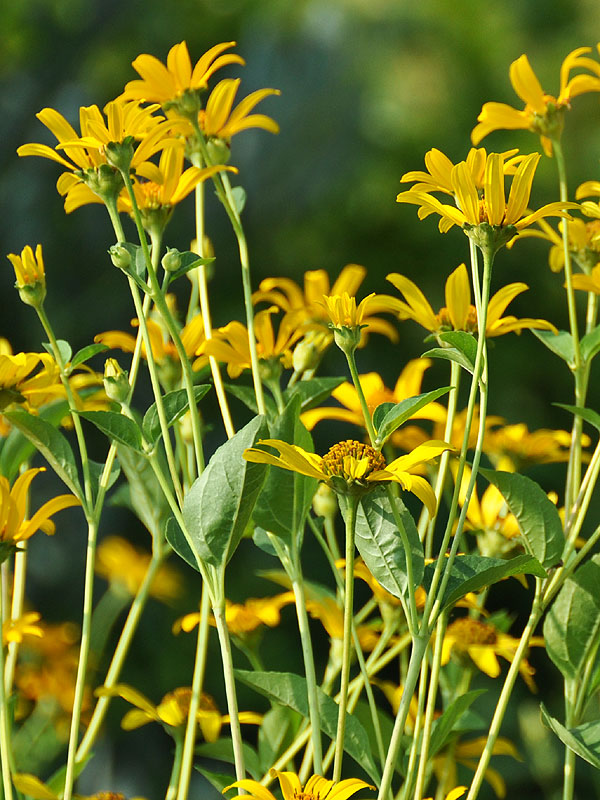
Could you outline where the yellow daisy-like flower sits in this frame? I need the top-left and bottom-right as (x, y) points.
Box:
(200, 78), (280, 140)
(2, 612), (44, 645)
(471, 47), (600, 156)
(441, 616), (544, 691)
(0, 350), (64, 414)
(244, 438), (452, 513)
(571, 262), (600, 294)
(121, 41), (245, 106)
(0, 468), (81, 547)
(198, 307), (307, 378)
(95, 536), (181, 603)
(483, 422), (589, 472)
(385, 263), (557, 337)
(397, 152), (576, 242)
(514, 215), (600, 273)
(174, 592), (295, 636)
(6, 244), (45, 292)
(223, 770), (373, 800)
(96, 684), (261, 743)
(18, 99), (175, 212)
(301, 359), (446, 445)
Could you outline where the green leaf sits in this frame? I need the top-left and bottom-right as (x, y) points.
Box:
(581, 323), (600, 363)
(194, 738), (262, 780)
(114, 446), (170, 539)
(78, 410), (144, 453)
(258, 705), (302, 774)
(422, 346), (474, 374)
(339, 489), (424, 602)
(183, 416), (269, 570)
(224, 383), (277, 417)
(165, 515), (200, 572)
(373, 386), (451, 447)
(543, 555), (600, 681)
(531, 329), (575, 366)
(42, 339), (72, 366)
(142, 385), (211, 445)
(555, 403), (600, 433)
(283, 377), (346, 411)
(88, 459), (120, 505)
(479, 468), (564, 568)
(3, 408), (82, 498)
(235, 669), (380, 782)
(110, 242), (148, 290)
(195, 768), (236, 794)
(164, 251), (214, 286)
(422, 331), (478, 374)
(541, 704), (600, 769)
(252, 396), (318, 542)
(423, 554), (546, 612)
(70, 343), (109, 370)
(429, 689), (486, 757)
(231, 186), (246, 215)
(0, 401), (70, 481)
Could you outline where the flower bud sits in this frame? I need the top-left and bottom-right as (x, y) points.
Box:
(312, 483), (338, 521)
(103, 358), (130, 404)
(292, 331), (329, 375)
(206, 138), (231, 165)
(104, 137), (135, 173)
(109, 244), (132, 271)
(162, 248), (182, 273)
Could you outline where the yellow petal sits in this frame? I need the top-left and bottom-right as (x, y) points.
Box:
(445, 264), (471, 330)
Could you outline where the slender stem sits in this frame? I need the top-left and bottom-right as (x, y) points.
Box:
(176, 586), (211, 800)
(165, 730), (185, 800)
(4, 547), (27, 693)
(386, 486), (419, 635)
(401, 648), (429, 800)
(563, 679), (577, 800)
(0, 569), (15, 800)
(332, 494), (358, 782)
(345, 350), (377, 446)
(213, 597), (246, 782)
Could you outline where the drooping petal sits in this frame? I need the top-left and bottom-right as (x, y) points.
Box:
(445, 264), (471, 330)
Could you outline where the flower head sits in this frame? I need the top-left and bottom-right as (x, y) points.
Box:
(223, 770), (373, 800)
(200, 78), (280, 141)
(0, 351), (63, 414)
(244, 438), (451, 512)
(175, 592), (295, 637)
(472, 47), (600, 155)
(7, 244), (46, 306)
(385, 264), (557, 337)
(3, 612), (44, 645)
(483, 422), (589, 471)
(514, 215), (600, 273)
(95, 536), (181, 603)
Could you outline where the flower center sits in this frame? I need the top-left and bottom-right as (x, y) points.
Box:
(447, 617), (497, 647)
(321, 440), (386, 482)
(436, 305), (478, 333)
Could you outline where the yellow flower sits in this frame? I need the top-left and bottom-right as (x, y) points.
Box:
(472, 47), (600, 156)
(198, 307), (307, 378)
(18, 99), (175, 212)
(95, 536), (181, 603)
(223, 770), (373, 800)
(441, 616), (544, 691)
(253, 264), (398, 347)
(301, 360), (447, 446)
(433, 736), (519, 799)
(2, 612), (43, 644)
(174, 592), (295, 636)
(397, 152), (576, 241)
(0, 468), (81, 547)
(483, 422), (589, 471)
(423, 788), (466, 800)
(514, 216), (600, 273)
(200, 78), (280, 140)
(0, 350), (64, 413)
(97, 684), (261, 743)
(304, 593), (381, 651)
(6, 244), (46, 302)
(121, 41), (245, 106)
(571, 262), (600, 294)
(385, 263), (557, 337)
(244, 438), (452, 514)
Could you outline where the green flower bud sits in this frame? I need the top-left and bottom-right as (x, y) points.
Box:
(104, 137), (135, 173)
(109, 244), (132, 271)
(103, 358), (130, 404)
(162, 248), (182, 273)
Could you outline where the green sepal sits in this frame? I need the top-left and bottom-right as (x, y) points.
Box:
(77, 410), (144, 453)
(142, 385), (211, 445)
(339, 488), (424, 601)
(541, 704), (600, 769)
(373, 386), (451, 448)
(0, 540), (18, 565)
(235, 668), (380, 782)
(543, 555), (600, 682)
(3, 408), (82, 499)
(479, 468), (564, 568)
(182, 415), (269, 570)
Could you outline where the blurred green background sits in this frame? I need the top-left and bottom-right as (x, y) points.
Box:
(2, 0), (600, 797)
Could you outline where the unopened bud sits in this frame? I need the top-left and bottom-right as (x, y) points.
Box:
(312, 483), (338, 521)
(109, 244), (132, 271)
(162, 248), (182, 273)
(103, 358), (130, 404)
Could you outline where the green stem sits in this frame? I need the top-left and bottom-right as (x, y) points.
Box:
(4, 546), (27, 694)
(165, 730), (185, 800)
(563, 679), (577, 800)
(176, 586), (211, 800)
(345, 350), (377, 446)
(386, 486), (419, 635)
(333, 494), (358, 782)
(0, 569), (15, 800)
(401, 646), (429, 800)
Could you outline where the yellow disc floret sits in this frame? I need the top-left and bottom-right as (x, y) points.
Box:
(321, 440), (386, 483)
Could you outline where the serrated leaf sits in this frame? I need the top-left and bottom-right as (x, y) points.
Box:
(284, 377), (346, 412)
(235, 669), (379, 782)
(531, 329), (575, 366)
(555, 403), (600, 433)
(479, 468), (564, 568)
(78, 410), (144, 452)
(544, 555), (600, 681)
(541, 704), (600, 769)
(70, 343), (109, 369)
(581, 324), (600, 363)
(183, 416), (269, 570)
(42, 339), (72, 366)
(429, 689), (486, 756)
(252, 396), (318, 542)
(3, 408), (82, 498)
(194, 738), (262, 780)
(224, 383), (277, 417)
(142, 385), (211, 444)
(339, 490), (424, 601)
(373, 386), (451, 447)
(423, 554), (546, 613)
